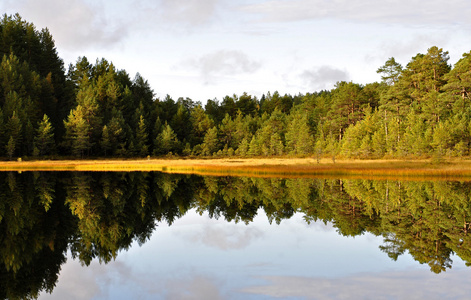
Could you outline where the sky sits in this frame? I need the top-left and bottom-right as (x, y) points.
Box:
(2, 0), (471, 103)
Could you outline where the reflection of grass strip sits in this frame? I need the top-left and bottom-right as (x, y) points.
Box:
(0, 158), (470, 180)
(161, 165), (471, 181)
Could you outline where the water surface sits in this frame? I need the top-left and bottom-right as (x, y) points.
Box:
(1, 172), (470, 299)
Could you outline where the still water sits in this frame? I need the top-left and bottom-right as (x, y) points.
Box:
(1, 172), (471, 299)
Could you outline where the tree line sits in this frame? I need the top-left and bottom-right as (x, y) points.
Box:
(2, 14), (471, 159)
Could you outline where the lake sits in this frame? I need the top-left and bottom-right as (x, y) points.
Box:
(1, 171), (471, 299)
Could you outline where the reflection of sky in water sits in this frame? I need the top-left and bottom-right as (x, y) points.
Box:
(40, 209), (471, 300)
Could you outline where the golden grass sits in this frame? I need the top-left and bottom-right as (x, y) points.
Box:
(0, 157), (471, 180)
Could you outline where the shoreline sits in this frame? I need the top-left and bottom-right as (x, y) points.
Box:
(0, 157), (471, 180)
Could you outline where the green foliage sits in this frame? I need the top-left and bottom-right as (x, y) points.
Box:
(326, 81), (368, 139)
(190, 104), (214, 146)
(63, 106), (92, 157)
(5, 136), (15, 159)
(377, 57), (403, 85)
(341, 110), (383, 158)
(252, 109), (286, 156)
(134, 115), (149, 157)
(34, 114), (55, 156)
(155, 123), (180, 155)
(2, 13), (471, 159)
(285, 112), (314, 155)
(201, 126), (219, 156)
(248, 135), (261, 156)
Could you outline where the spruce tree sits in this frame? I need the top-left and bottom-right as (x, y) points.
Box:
(135, 115), (149, 157)
(34, 114), (55, 156)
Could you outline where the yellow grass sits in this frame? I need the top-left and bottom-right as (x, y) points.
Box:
(1, 157), (471, 180)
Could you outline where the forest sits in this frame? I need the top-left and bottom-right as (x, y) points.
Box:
(1, 14), (471, 160)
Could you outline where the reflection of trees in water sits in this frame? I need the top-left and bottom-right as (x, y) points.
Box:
(2, 172), (471, 298)
(0, 172), (73, 300)
(340, 180), (470, 274)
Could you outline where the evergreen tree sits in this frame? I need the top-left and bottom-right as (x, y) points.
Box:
(285, 112), (314, 155)
(442, 51), (471, 116)
(236, 92), (258, 116)
(34, 114), (55, 156)
(201, 126), (219, 156)
(248, 135), (261, 156)
(100, 125), (112, 156)
(106, 108), (127, 156)
(63, 106), (91, 157)
(190, 104), (214, 147)
(4, 112), (22, 157)
(135, 115), (149, 157)
(236, 137), (250, 156)
(155, 123), (179, 155)
(171, 103), (191, 143)
(5, 136), (15, 159)
(377, 57), (403, 86)
(326, 81), (367, 142)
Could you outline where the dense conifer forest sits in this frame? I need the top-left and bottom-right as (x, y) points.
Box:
(1, 13), (471, 160)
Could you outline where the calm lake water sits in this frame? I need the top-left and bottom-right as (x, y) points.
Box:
(1, 171), (471, 299)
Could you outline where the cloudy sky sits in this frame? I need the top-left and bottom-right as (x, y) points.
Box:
(2, 0), (471, 103)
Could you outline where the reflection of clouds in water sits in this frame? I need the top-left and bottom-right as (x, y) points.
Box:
(183, 224), (264, 251)
(40, 255), (226, 300)
(40, 257), (132, 300)
(241, 269), (471, 300)
(44, 209), (465, 300)
(170, 209), (266, 251)
(46, 259), (471, 300)
(165, 275), (224, 300)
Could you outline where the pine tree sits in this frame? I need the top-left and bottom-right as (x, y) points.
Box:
(190, 105), (214, 146)
(5, 136), (15, 159)
(63, 106), (91, 157)
(74, 117), (90, 157)
(100, 125), (112, 156)
(34, 114), (55, 156)
(4, 112), (22, 157)
(135, 115), (149, 157)
(286, 112), (314, 155)
(0, 108), (4, 155)
(106, 109), (127, 155)
(236, 137), (250, 156)
(201, 126), (218, 156)
(248, 135), (260, 156)
(155, 123), (179, 155)
(377, 57), (403, 86)
(327, 81), (367, 142)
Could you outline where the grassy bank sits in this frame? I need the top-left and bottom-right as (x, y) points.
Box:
(0, 157), (471, 180)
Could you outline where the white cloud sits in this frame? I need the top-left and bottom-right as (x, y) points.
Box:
(376, 34), (451, 63)
(185, 50), (262, 84)
(240, 0), (471, 27)
(158, 0), (221, 27)
(129, 0), (225, 32)
(2, 0), (129, 50)
(300, 66), (349, 90)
